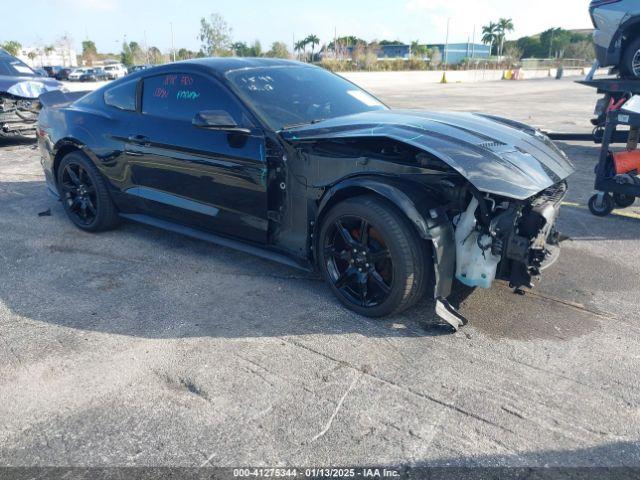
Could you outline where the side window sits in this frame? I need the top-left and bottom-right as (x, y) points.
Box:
(141, 73), (243, 124)
(104, 80), (137, 111)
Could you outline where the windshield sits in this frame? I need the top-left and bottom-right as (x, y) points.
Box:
(0, 57), (36, 77)
(226, 66), (387, 130)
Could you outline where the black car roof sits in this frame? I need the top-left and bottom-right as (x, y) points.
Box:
(165, 57), (309, 74)
(117, 57), (313, 84)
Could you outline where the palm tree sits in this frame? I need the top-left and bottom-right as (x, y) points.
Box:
(305, 34), (320, 62)
(497, 18), (515, 57)
(294, 40), (306, 61)
(481, 21), (499, 56)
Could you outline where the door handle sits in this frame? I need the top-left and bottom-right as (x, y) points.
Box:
(127, 135), (150, 146)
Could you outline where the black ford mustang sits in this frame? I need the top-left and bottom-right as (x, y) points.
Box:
(37, 58), (574, 329)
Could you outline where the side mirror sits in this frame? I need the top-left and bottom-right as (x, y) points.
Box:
(192, 110), (251, 134)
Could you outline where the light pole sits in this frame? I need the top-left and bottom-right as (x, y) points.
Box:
(444, 17), (451, 69)
(170, 22), (176, 62)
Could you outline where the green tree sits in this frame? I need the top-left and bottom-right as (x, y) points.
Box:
(232, 41), (250, 56)
(294, 40), (307, 61)
(516, 36), (544, 58)
(540, 28), (572, 58)
(481, 22), (499, 56)
(305, 34), (320, 62)
(496, 18), (514, 57)
(177, 48), (196, 60)
(410, 40), (428, 58)
(199, 13), (232, 57)
(82, 40), (97, 65)
(328, 36), (366, 51)
(266, 41), (290, 59)
(249, 40), (262, 57)
(1, 40), (21, 56)
(121, 41), (133, 66)
(147, 46), (164, 65)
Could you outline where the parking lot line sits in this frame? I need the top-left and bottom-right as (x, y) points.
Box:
(562, 201), (640, 220)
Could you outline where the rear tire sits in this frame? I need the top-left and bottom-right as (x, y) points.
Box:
(318, 195), (431, 318)
(621, 37), (640, 79)
(57, 151), (120, 232)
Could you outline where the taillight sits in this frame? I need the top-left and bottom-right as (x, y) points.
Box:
(590, 0), (622, 7)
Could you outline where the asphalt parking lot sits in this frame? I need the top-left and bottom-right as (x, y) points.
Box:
(1, 76), (639, 467)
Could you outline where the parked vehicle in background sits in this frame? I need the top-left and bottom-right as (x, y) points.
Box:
(55, 68), (72, 81)
(590, 0), (640, 78)
(127, 64), (151, 74)
(79, 68), (109, 82)
(34, 68), (49, 77)
(37, 58), (574, 328)
(68, 68), (89, 81)
(0, 48), (63, 138)
(103, 64), (127, 80)
(43, 66), (63, 78)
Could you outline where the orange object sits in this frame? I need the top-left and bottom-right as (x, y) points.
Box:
(613, 150), (640, 174)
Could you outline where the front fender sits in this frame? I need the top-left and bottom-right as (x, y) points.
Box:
(316, 176), (455, 299)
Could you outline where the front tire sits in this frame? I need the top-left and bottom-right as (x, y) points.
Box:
(57, 151), (120, 232)
(621, 37), (640, 79)
(318, 195), (430, 317)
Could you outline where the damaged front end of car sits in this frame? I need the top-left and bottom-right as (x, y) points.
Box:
(283, 110), (574, 329)
(0, 93), (40, 138)
(0, 78), (64, 138)
(453, 181), (567, 294)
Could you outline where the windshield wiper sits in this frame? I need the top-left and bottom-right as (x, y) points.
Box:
(281, 118), (326, 131)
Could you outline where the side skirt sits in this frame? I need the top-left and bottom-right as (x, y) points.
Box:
(119, 213), (313, 273)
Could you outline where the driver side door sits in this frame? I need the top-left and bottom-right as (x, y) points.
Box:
(123, 71), (269, 244)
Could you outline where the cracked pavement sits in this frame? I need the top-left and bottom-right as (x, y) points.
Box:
(0, 76), (639, 467)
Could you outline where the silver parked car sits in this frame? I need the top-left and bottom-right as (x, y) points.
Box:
(590, 0), (640, 78)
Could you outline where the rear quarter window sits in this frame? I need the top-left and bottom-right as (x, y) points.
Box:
(103, 79), (137, 111)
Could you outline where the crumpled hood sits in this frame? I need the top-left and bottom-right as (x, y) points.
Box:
(0, 75), (64, 99)
(281, 110), (575, 200)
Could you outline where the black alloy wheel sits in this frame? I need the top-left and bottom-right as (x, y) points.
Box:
(60, 162), (98, 226)
(324, 215), (394, 309)
(57, 151), (120, 232)
(318, 195), (430, 317)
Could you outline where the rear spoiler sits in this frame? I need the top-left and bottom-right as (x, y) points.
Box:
(38, 89), (91, 108)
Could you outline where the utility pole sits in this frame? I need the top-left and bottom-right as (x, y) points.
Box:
(444, 17), (450, 69)
(472, 24), (476, 59)
(170, 22), (176, 62)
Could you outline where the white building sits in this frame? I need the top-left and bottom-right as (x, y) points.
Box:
(18, 45), (78, 68)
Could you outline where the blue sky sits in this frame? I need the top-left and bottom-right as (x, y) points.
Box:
(11, 0), (593, 53)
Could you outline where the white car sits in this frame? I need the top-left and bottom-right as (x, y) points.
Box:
(103, 64), (127, 80)
(67, 68), (89, 81)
